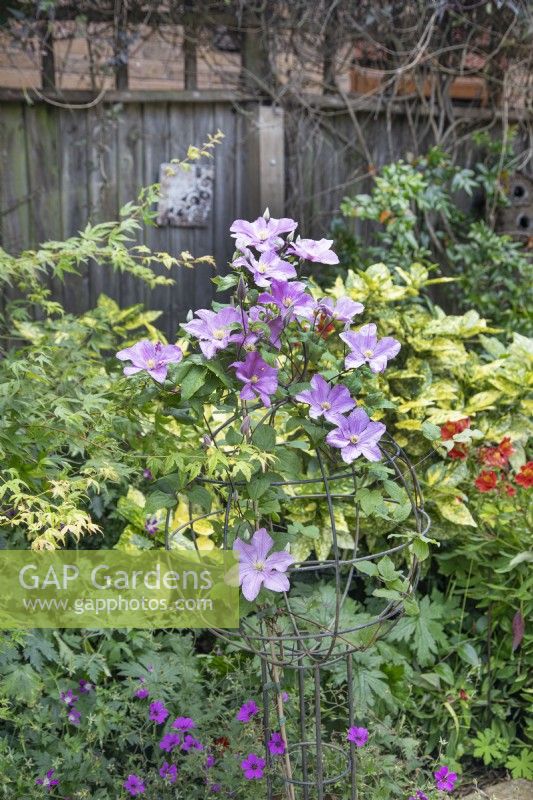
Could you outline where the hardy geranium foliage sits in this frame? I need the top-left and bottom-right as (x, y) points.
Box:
(117, 211), (402, 603)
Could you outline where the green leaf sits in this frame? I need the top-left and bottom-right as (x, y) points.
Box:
(181, 366), (207, 400)
(412, 539), (429, 561)
(252, 424), (276, 452)
(435, 497), (477, 527)
(457, 641), (480, 667)
(144, 490), (176, 514)
(354, 560), (379, 577)
(505, 750), (533, 780)
(247, 475), (272, 500)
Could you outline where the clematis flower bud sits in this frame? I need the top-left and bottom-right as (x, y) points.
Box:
(202, 434), (213, 449)
(263, 207), (270, 220)
(236, 276), (247, 303)
(240, 415), (252, 436)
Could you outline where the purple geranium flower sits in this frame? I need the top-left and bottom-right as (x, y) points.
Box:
(181, 734), (204, 752)
(294, 374), (356, 425)
(123, 774), (146, 797)
(36, 769), (59, 791)
(326, 409), (386, 464)
(143, 468), (153, 480)
(409, 792), (429, 800)
(236, 700), (260, 723)
(159, 762), (178, 785)
(288, 236), (339, 264)
(183, 307), (242, 360)
(234, 249), (297, 287)
(434, 766), (458, 792)
(159, 732), (181, 753)
(205, 754), (216, 769)
(67, 708), (81, 726)
(241, 753), (266, 780)
(268, 732), (286, 755)
(116, 340), (183, 383)
(230, 215), (297, 251)
(149, 700), (169, 724)
(145, 516), (159, 536)
(317, 297), (364, 325)
(230, 351), (278, 407)
(209, 783), (222, 793)
(60, 689), (78, 706)
(258, 280), (316, 322)
(340, 323), (401, 374)
(172, 716), (196, 732)
(134, 686), (149, 699)
(78, 679), (94, 694)
(346, 726), (369, 747)
(233, 528), (294, 601)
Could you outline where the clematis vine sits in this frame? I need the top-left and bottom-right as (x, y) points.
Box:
(233, 249), (296, 287)
(317, 296), (364, 325)
(182, 307), (242, 360)
(231, 351), (278, 407)
(233, 528), (294, 601)
(258, 279), (316, 322)
(326, 409), (386, 464)
(295, 374), (356, 425)
(116, 340), (183, 383)
(341, 323), (401, 373)
(288, 236), (339, 264)
(230, 215), (297, 251)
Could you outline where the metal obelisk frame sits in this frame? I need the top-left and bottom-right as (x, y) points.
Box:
(167, 433), (429, 799)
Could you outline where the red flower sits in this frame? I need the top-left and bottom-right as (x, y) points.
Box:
(480, 436), (515, 468)
(515, 461), (533, 489)
(504, 483), (517, 497)
(449, 445), (468, 460)
(458, 689), (469, 702)
(440, 418), (470, 441)
(315, 312), (335, 340)
(474, 470), (498, 492)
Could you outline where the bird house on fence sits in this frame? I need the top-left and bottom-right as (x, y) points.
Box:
(496, 172), (533, 241)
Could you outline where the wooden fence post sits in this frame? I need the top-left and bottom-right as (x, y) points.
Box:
(247, 104), (285, 218)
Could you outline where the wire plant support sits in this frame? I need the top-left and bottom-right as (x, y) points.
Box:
(166, 422), (429, 800)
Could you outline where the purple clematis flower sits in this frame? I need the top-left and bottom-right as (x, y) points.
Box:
(288, 236), (339, 264)
(434, 766), (458, 792)
(172, 716), (196, 732)
(149, 700), (169, 724)
(78, 679), (94, 694)
(233, 249), (297, 287)
(123, 774), (146, 797)
(346, 726), (369, 747)
(340, 323), (401, 374)
(67, 707), (81, 726)
(295, 374), (356, 425)
(159, 762), (178, 785)
(230, 215), (297, 252)
(181, 734), (204, 752)
(268, 732), (286, 755)
(116, 340), (183, 383)
(159, 732), (181, 753)
(183, 307), (242, 360)
(317, 297), (364, 325)
(60, 689), (78, 706)
(258, 280), (316, 322)
(230, 351), (278, 407)
(326, 408), (386, 464)
(236, 700), (260, 723)
(36, 769), (59, 791)
(241, 753), (266, 780)
(233, 528), (294, 601)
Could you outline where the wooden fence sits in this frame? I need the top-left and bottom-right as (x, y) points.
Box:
(0, 90), (520, 335)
